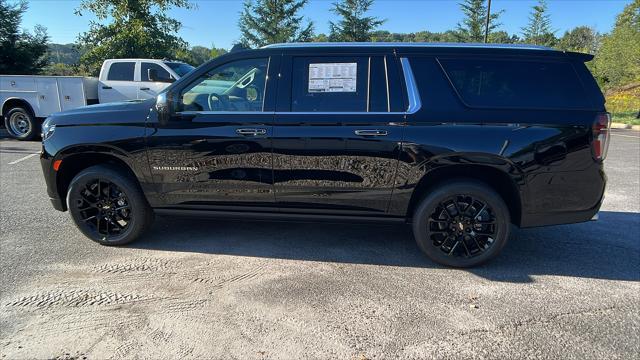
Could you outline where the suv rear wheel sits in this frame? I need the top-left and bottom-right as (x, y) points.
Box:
(67, 165), (154, 245)
(412, 180), (510, 267)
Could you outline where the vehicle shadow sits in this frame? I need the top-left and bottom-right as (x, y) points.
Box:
(133, 210), (640, 283)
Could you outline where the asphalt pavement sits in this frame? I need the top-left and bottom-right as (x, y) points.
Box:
(0, 129), (638, 359)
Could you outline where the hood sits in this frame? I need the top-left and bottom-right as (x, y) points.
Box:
(49, 98), (156, 126)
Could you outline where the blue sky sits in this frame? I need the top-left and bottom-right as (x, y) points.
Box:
(22, 0), (631, 49)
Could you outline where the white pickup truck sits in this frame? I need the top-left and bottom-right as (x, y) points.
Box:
(0, 58), (194, 140)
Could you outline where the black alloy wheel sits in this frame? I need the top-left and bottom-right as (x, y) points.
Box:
(67, 164), (154, 245)
(428, 195), (496, 258)
(75, 178), (132, 241)
(413, 180), (510, 267)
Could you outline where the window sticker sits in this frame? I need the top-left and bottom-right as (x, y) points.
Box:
(308, 63), (357, 93)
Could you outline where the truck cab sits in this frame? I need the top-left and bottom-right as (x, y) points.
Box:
(98, 59), (194, 103)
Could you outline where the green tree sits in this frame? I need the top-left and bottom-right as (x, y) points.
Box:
(188, 46), (213, 66)
(593, 0), (640, 89)
(239, 0), (314, 48)
(75, 0), (193, 75)
(0, 0), (49, 74)
(210, 46), (228, 59)
(558, 26), (601, 54)
(521, 0), (557, 46)
(328, 0), (385, 42)
(489, 30), (519, 44)
(456, 0), (502, 42)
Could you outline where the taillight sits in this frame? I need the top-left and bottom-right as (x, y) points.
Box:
(592, 112), (611, 161)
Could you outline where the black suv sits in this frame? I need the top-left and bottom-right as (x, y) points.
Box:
(40, 43), (610, 267)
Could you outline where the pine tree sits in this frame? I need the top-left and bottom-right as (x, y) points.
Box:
(329, 0), (385, 42)
(239, 0), (314, 48)
(456, 0), (502, 43)
(0, 0), (49, 74)
(521, 0), (557, 47)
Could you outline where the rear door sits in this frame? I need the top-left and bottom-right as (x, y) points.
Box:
(99, 61), (138, 103)
(272, 52), (406, 215)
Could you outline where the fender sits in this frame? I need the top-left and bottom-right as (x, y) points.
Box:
(2, 97), (36, 117)
(389, 149), (525, 221)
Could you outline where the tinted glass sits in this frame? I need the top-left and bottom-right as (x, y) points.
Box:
(107, 62), (135, 81)
(291, 57), (369, 112)
(180, 58), (269, 112)
(439, 58), (592, 109)
(165, 62), (195, 77)
(141, 62), (172, 82)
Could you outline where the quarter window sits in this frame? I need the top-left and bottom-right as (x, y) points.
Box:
(439, 58), (592, 109)
(180, 58), (269, 112)
(141, 62), (172, 82)
(106, 62), (135, 81)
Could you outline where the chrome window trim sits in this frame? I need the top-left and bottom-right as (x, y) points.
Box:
(400, 57), (422, 115)
(175, 57), (422, 116)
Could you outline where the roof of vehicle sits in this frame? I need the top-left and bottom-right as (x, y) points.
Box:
(259, 42), (592, 61)
(103, 59), (187, 62)
(263, 42), (554, 51)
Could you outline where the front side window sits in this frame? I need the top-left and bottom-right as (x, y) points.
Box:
(165, 62), (195, 77)
(291, 56), (369, 112)
(180, 58), (269, 112)
(107, 62), (135, 81)
(141, 62), (172, 82)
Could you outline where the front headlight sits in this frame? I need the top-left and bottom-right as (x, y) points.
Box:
(41, 118), (56, 141)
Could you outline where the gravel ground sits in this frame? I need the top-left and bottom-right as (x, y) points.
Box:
(0, 129), (638, 359)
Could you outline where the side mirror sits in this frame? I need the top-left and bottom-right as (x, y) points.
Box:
(148, 68), (158, 82)
(156, 93), (172, 125)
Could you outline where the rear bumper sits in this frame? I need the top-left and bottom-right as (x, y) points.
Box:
(519, 200), (602, 228)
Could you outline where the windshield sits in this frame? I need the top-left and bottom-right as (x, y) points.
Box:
(165, 62), (195, 77)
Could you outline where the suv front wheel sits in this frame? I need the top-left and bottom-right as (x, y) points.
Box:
(67, 165), (154, 245)
(412, 180), (510, 267)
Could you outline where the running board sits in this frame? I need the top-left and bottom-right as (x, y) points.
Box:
(154, 208), (407, 224)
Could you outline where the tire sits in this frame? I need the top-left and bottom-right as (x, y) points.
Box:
(66, 164), (154, 245)
(4, 107), (38, 140)
(412, 180), (510, 268)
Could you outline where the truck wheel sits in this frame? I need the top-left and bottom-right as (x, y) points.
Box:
(67, 165), (154, 246)
(412, 180), (510, 268)
(4, 107), (37, 140)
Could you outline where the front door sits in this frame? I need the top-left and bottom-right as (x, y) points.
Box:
(272, 53), (406, 215)
(99, 61), (139, 103)
(146, 56), (279, 209)
(138, 62), (174, 100)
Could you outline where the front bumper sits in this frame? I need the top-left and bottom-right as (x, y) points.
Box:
(40, 145), (66, 212)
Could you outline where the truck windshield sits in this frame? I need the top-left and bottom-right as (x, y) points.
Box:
(165, 62), (195, 77)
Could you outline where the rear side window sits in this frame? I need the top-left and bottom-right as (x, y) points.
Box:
(291, 57), (369, 112)
(439, 58), (592, 110)
(141, 62), (172, 82)
(107, 62), (135, 81)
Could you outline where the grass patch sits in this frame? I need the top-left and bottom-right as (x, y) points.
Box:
(605, 85), (639, 125)
(611, 111), (640, 125)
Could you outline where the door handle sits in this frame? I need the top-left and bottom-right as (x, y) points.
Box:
(236, 128), (267, 136)
(354, 129), (388, 136)
(102, 86), (112, 89)
(140, 87), (150, 91)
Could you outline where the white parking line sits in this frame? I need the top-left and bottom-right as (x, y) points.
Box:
(8, 152), (40, 165)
